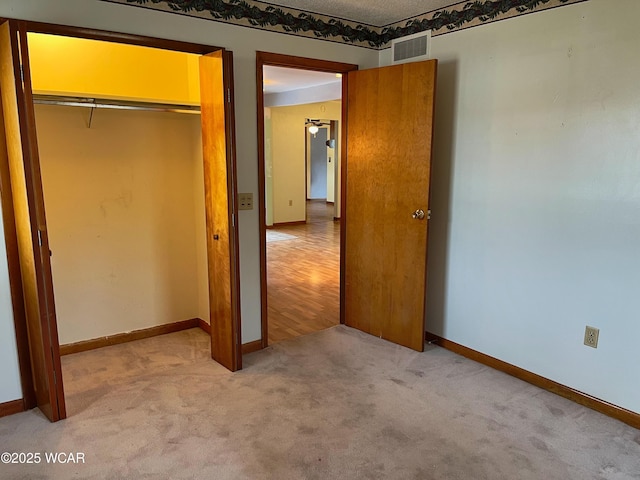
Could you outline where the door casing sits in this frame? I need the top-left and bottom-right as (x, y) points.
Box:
(255, 52), (358, 348)
(256, 54), (437, 352)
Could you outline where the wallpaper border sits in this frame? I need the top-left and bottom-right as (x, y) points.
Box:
(102, 0), (587, 49)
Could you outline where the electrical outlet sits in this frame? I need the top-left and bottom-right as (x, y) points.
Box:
(584, 326), (599, 349)
(238, 193), (253, 210)
(288, 200), (293, 206)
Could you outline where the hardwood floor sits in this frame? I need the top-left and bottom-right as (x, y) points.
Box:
(267, 200), (340, 344)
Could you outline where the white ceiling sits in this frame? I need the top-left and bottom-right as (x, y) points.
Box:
(261, 0), (461, 26)
(263, 66), (341, 94)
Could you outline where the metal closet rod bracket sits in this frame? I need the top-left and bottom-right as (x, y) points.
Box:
(32, 94), (201, 128)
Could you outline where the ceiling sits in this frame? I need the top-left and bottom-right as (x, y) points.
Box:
(260, 0), (463, 27)
(263, 66), (340, 94)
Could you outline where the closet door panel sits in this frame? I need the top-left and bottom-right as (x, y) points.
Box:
(0, 20), (65, 421)
(199, 49), (241, 371)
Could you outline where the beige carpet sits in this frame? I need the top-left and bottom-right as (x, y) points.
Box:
(0, 326), (638, 479)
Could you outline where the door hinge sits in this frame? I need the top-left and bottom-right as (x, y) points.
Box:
(227, 88), (231, 103)
(20, 64), (24, 83)
(427, 210), (432, 220)
(37, 229), (43, 246)
(231, 213), (235, 227)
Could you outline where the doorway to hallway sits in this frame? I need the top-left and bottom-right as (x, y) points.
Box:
(266, 200), (339, 344)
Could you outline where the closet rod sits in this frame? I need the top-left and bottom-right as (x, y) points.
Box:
(32, 94), (201, 115)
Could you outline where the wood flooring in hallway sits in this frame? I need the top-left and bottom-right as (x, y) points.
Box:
(267, 200), (340, 344)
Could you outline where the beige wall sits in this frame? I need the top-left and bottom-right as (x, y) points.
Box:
(35, 105), (208, 344)
(270, 101), (341, 224)
(28, 33), (201, 105)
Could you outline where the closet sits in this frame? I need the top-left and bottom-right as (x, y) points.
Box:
(29, 33), (209, 347)
(0, 20), (240, 422)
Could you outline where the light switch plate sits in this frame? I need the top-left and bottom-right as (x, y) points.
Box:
(238, 193), (253, 210)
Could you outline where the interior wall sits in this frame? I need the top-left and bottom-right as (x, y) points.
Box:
(28, 33), (201, 105)
(271, 101), (341, 224)
(308, 127), (329, 199)
(191, 123), (209, 325)
(326, 128), (336, 204)
(0, 206), (22, 403)
(271, 105), (305, 223)
(264, 108), (274, 227)
(35, 105), (208, 344)
(379, 0), (639, 413)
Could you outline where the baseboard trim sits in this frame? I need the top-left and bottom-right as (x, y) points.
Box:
(198, 318), (211, 335)
(60, 319), (201, 355)
(273, 221), (306, 227)
(0, 399), (25, 418)
(426, 332), (640, 430)
(242, 339), (263, 355)
(60, 317), (262, 358)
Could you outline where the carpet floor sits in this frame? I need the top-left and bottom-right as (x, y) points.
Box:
(0, 326), (638, 479)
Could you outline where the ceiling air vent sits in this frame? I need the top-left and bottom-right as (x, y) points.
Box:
(391, 30), (431, 65)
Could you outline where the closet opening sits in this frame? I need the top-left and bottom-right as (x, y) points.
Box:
(0, 19), (240, 422)
(29, 33), (209, 360)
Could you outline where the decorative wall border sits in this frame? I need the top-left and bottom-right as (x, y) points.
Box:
(103, 0), (587, 49)
(381, 0), (586, 45)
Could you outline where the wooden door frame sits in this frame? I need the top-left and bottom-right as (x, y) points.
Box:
(1, 18), (240, 416)
(255, 52), (358, 348)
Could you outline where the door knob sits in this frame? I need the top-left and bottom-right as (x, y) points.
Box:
(412, 209), (425, 220)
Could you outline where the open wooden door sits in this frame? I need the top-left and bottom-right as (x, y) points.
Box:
(199, 50), (242, 371)
(0, 20), (66, 420)
(343, 60), (437, 352)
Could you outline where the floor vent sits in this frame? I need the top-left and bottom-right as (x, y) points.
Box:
(391, 31), (431, 65)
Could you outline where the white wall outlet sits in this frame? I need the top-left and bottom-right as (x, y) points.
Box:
(238, 193), (253, 210)
(584, 326), (599, 348)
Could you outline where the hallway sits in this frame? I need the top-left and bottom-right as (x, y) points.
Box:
(267, 200), (340, 344)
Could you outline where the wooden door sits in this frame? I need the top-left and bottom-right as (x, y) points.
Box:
(0, 20), (66, 420)
(199, 50), (242, 371)
(344, 60), (437, 352)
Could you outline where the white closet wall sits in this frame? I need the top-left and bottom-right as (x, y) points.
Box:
(35, 104), (209, 345)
